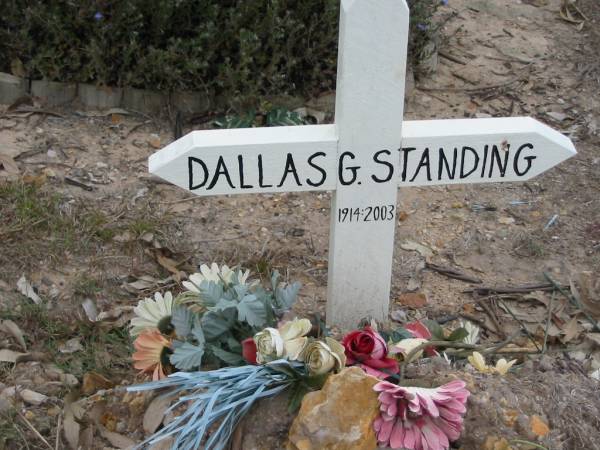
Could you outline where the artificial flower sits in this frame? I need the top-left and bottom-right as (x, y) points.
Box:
(467, 351), (490, 373)
(459, 320), (480, 345)
(389, 338), (429, 362)
(279, 318), (312, 359)
(302, 338), (346, 375)
(342, 326), (399, 379)
(132, 330), (172, 380)
(405, 321), (438, 357)
(254, 318), (311, 363)
(254, 328), (284, 363)
(468, 351), (517, 375)
(494, 358), (517, 375)
(241, 337), (258, 365)
(182, 263), (251, 292)
(373, 380), (470, 450)
(130, 291), (174, 336)
(405, 321), (433, 340)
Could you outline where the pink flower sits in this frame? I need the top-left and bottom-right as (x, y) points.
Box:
(406, 321), (438, 357)
(373, 380), (470, 450)
(342, 326), (399, 379)
(406, 321), (432, 339)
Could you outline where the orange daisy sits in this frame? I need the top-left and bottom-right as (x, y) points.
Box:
(132, 330), (172, 380)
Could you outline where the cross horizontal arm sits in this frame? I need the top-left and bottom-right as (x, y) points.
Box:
(149, 117), (576, 197)
(149, 125), (338, 196)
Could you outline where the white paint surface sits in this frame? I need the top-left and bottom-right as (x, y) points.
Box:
(325, 0), (409, 329)
(148, 2), (577, 330)
(150, 117), (576, 194)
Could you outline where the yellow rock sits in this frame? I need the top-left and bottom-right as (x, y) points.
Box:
(287, 367), (379, 450)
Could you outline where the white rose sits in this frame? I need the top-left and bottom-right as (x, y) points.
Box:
(389, 338), (428, 362)
(279, 318), (312, 360)
(302, 338), (346, 375)
(254, 328), (284, 363)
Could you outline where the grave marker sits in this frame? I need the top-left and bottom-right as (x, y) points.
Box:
(149, 0), (576, 329)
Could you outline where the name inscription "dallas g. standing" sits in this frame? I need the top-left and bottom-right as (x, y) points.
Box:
(188, 141), (538, 191)
(150, 117), (575, 198)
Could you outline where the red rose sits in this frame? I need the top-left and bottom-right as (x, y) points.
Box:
(241, 337), (258, 365)
(341, 326), (399, 379)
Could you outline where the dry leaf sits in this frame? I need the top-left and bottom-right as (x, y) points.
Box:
(59, 337), (84, 354)
(0, 349), (30, 363)
(143, 395), (172, 434)
(82, 298), (99, 322)
(155, 252), (181, 276)
(62, 393), (85, 450)
(573, 273), (600, 319)
(400, 240), (434, 258)
(396, 292), (428, 308)
(82, 372), (114, 396)
(99, 426), (136, 449)
(2, 386), (47, 405)
(530, 415), (550, 437)
(561, 316), (582, 343)
(0, 319), (27, 350)
(16, 275), (42, 304)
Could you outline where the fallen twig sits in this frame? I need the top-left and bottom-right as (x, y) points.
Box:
(417, 76), (523, 93)
(17, 410), (53, 450)
(439, 50), (467, 65)
(498, 299), (541, 352)
(542, 291), (555, 354)
(425, 262), (482, 284)
(399, 332), (520, 379)
(479, 300), (506, 339)
(64, 176), (93, 191)
(465, 283), (556, 295)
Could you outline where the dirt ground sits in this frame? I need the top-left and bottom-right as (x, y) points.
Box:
(1, 0), (599, 449)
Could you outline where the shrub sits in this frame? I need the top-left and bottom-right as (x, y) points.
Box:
(0, 0), (445, 108)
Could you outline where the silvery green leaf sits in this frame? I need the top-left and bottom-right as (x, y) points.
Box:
(209, 298), (238, 312)
(275, 281), (301, 311)
(199, 280), (224, 306)
(232, 284), (248, 300)
(266, 108), (305, 127)
(237, 294), (267, 327)
(271, 270), (281, 292)
(171, 305), (193, 339)
(209, 345), (245, 366)
(191, 319), (205, 345)
(170, 341), (204, 370)
(227, 337), (242, 353)
(201, 311), (233, 340)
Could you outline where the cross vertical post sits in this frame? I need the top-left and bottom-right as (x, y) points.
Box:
(326, 0), (410, 328)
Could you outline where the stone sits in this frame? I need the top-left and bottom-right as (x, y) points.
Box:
(31, 79), (77, 106)
(287, 367), (379, 450)
(0, 72), (27, 105)
(78, 83), (122, 109)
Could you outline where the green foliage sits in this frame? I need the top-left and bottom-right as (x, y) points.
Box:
(214, 106), (306, 129)
(0, 0), (444, 109)
(169, 270), (300, 370)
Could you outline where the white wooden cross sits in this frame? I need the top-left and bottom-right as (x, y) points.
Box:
(149, 0), (576, 330)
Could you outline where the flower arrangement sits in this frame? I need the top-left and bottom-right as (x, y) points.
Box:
(130, 264), (300, 379)
(127, 263), (478, 450)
